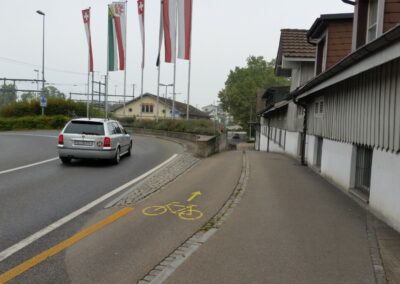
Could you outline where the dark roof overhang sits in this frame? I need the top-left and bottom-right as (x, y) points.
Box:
(294, 24), (400, 100)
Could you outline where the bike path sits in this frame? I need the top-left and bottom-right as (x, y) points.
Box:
(4, 151), (243, 283)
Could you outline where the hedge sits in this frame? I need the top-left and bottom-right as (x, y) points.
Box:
(121, 118), (217, 136)
(0, 98), (103, 118)
(0, 115), (69, 131)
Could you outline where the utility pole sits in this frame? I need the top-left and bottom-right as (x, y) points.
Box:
(36, 10), (45, 116)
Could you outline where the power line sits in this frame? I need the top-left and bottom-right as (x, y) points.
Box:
(0, 56), (99, 76)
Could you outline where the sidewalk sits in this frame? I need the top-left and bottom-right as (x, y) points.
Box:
(165, 151), (395, 284)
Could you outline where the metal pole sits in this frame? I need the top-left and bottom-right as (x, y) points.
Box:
(105, 5), (110, 119)
(156, 66), (161, 122)
(172, 6), (178, 120)
(186, 0), (193, 120)
(123, 1), (127, 117)
(91, 72), (94, 106)
(140, 68), (144, 119)
(87, 52), (90, 118)
(36, 11), (46, 116)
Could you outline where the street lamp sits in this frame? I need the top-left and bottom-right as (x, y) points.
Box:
(36, 10), (45, 115)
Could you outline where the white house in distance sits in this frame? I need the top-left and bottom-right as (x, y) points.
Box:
(113, 93), (209, 120)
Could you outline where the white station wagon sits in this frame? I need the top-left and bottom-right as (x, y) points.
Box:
(57, 118), (132, 165)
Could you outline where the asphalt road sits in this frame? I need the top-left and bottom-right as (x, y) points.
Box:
(0, 130), (183, 253)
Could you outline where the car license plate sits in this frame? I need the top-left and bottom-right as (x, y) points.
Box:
(74, 140), (93, 146)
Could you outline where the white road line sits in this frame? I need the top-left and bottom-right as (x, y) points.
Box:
(0, 153), (178, 262)
(0, 157), (59, 175)
(0, 133), (57, 138)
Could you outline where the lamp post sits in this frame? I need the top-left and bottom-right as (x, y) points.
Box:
(36, 10), (45, 115)
(34, 69), (39, 98)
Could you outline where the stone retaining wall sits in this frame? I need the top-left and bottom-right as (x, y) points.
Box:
(126, 128), (227, 158)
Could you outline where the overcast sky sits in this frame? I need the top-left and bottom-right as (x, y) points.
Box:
(0, 0), (352, 108)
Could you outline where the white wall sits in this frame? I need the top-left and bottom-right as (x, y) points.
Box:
(320, 139), (355, 190)
(369, 149), (400, 232)
(306, 135), (317, 166)
(284, 131), (300, 158)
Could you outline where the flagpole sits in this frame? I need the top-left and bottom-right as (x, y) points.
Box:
(87, 53), (90, 118)
(86, 7), (91, 119)
(186, 1), (193, 120)
(172, 5), (178, 120)
(123, 1), (128, 117)
(156, 66), (161, 122)
(105, 5), (110, 119)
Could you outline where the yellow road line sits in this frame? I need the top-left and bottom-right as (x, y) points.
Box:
(0, 207), (134, 284)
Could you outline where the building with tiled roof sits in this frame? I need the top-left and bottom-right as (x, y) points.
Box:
(275, 29), (316, 77)
(113, 93), (209, 120)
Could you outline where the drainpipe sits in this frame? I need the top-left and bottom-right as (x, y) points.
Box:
(267, 117), (271, 152)
(293, 98), (308, 166)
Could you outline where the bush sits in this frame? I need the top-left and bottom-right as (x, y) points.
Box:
(0, 98), (103, 118)
(0, 115), (69, 131)
(123, 119), (217, 136)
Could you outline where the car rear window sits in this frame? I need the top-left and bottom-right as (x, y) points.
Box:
(64, 121), (105, 135)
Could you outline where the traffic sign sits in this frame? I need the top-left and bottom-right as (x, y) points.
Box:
(40, 97), (47, 107)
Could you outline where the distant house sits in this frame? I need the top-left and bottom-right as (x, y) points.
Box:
(113, 93), (209, 120)
(256, 29), (316, 157)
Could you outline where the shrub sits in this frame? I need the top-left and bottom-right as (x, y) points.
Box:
(0, 98), (103, 118)
(122, 119), (217, 136)
(0, 115), (69, 131)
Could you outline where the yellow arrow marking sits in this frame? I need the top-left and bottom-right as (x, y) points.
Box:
(187, 191), (201, 202)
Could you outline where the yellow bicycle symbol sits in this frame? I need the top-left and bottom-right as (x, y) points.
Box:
(142, 201), (203, 221)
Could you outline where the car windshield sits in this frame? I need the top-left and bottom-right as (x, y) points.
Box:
(64, 121), (105, 135)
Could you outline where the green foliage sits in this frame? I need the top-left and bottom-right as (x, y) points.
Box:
(0, 115), (69, 131)
(0, 84), (17, 106)
(0, 98), (103, 118)
(21, 92), (36, 102)
(124, 119), (216, 136)
(42, 86), (65, 99)
(218, 56), (289, 129)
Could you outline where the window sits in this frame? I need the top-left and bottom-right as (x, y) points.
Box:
(64, 121), (105, 135)
(112, 122), (122, 134)
(129, 108), (132, 112)
(367, 0), (378, 42)
(314, 98), (324, 117)
(355, 146), (373, 195)
(141, 103), (154, 113)
(316, 37), (327, 75)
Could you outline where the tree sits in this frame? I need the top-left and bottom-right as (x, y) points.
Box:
(218, 56), (289, 129)
(21, 92), (36, 102)
(0, 84), (17, 106)
(42, 86), (65, 99)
